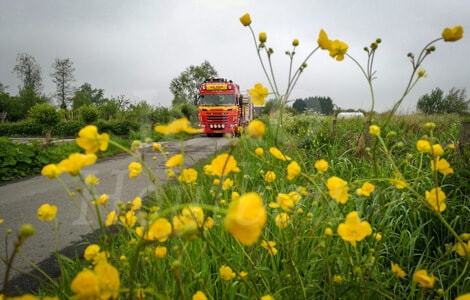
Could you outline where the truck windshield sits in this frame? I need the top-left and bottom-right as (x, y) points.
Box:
(198, 95), (235, 106)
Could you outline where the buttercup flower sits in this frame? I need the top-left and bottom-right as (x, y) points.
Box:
(274, 212), (290, 229)
(219, 265), (236, 281)
(269, 147), (291, 161)
(224, 192), (267, 246)
(41, 164), (62, 179)
(442, 25), (464, 42)
(76, 125), (109, 154)
(154, 117), (200, 135)
(93, 194), (109, 205)
(210, 153), (239, 177)
(155, 246), (168, 259)
(356, 182), (375, 197)
(287, 161), (301, 180)
(128, 161), (142, 179)
(314, 159), (328, 173)
(166, 154), (184, 168)
(261, 240), (278, 256)
(146, 218), (172, 242)
(93, 262), (120, 299)
(222, 178), (233, 190)
(70, 269), (101, 299)
(259, 32), (267, 43)
(152, 142), (162, 152)
(264, 171), (276, 183)
(391, 262), (407, 278)
(326, 176), (350, 204)
(318, 29), (332, 50)
(328, 39), (349, 61)
(193, 291), (208, 300)
(261, 295), (274, 300)
(249, 83), (269, 106)
(455, 240), (470, 257)
(292, 38), (299, 46)
(239, 13), (251, 27)
(84, 244), (101, 261)
(431, 144), (444, 157)
(269, 192), (301, 211)
(246, 119), (266, 138)
(390, 173), (407, 189)
(58, 153), (97, 176)
(369, 125), (381, 137)
(119, 211), (137, 228)
(85, 175), (99, 185)
(413, 269), (436, 288)
(37, 203), (58, 221)
(333, 275), (343, 284)
(416, 140), (432, 153)
(431, 157), (454, 175)
(455, 293), (470, 300)
(105, 211), (118, 226)
(178, 168), (198, 184)
(425, 187), (447, 212)
(255, 147), (264, 156)
(337, 211), (372, 247)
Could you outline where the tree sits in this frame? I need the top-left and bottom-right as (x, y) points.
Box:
(292, 98), (307, 113)
(28, 103), (61, 144)
(72, 83), (105, 110)
(51, 58), (75, 110)
(170, 60), (217, 106)
(417, 87), (469, 115)
(0, 82), (8, 93)
(13, 53), (43, 95)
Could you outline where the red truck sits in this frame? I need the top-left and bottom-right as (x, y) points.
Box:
(196, 78), (252, 136)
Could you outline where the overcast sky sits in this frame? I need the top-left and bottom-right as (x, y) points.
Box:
(1, 0), (468, 112)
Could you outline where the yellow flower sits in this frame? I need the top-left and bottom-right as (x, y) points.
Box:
(128, 161), (142, 179)
(328, 39), (349, 61)
(261, 295), (274, 300)
(442, 25), (464, 42)
(369, 125), (381, 137)
(0, 218), (3, 225)
(76, 125), (109, 154)
(255, 147), (264, 156)
(391, 262), (407, 278)
(154, 246), (168, 259)
(146, 218), (172, 242)
(70, 269), (101, 299)
(239, 13), (251, 26)
(431, 157), (454, 175)
(261, 240), (278, 256)
(105, 211), (118, 226)
(246, 119), (266, 138)
(425, 187), (447, 212)
(130, 197), (142, 211)
(318, 29), (331, 50)
(292, 38), (299, 46)
(314, 159), (328, 173)
(231, 191), (240, 201)
(431, 144), (444, 157)
(455, 240), (470, 257)
(154, 117), (200, 135)
(92, 193), (109, 205)
(192, 291), (208, 300)
(119, 210), (137, 228)
(166, 154), (184, 168)
(356, 182), (375, 197)
(456, 293), (470, 300)
(259, 32), (267, 43)
(181, 206), (205, 227)
(264, 170), (276, 183)
(325, 227), (333, 236)
(417, 68), (427, 78)
(213, 178), (220, 186)
(249, 83), (269, 106)
(269, 147), (291, 161)
(210, 153), (239, 177)
(58, 153), (97, 176)
(219, 265), (236, 281)
(152, 142), (162, 152)
(37, 203), (58, 221)
(178, 168), (198, 184)
(222, 178), (233, 190)
(269, 192), (300, 211)
(85, 175), (99, 185)
(390, 173), (407, 189)
(238, 271), (248, 281)
(413, 269), (436, 288)
(337, 211), (372, 247)
(287, 161), (301, 180)
(416, 140), (432, 153)
(326, 176), (350, 204)
(224, 192), (267, 246)
(83, 244), (101, 261)
(333, 275), (343, 284)
(41, 164), (62, 179)
(274, 212), (290, 229)
(93, 262), (120, 299)
(373, 232), (382, 241)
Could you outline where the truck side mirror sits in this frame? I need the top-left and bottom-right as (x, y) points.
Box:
(238, 95), (243, 105)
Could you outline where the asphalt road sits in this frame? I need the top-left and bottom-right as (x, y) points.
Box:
(0, 136), (230, 295)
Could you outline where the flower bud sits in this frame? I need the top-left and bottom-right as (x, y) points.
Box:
(425, 122), (436, 131)
(259, 32), (267, 43)
(292, 38), (299, 46)
(376, 38), (382, 43)
(19, 223), (35, 240)
(239, 13), (251, 26)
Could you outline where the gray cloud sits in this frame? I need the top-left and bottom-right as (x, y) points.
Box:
(1, 0), (468, 112)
